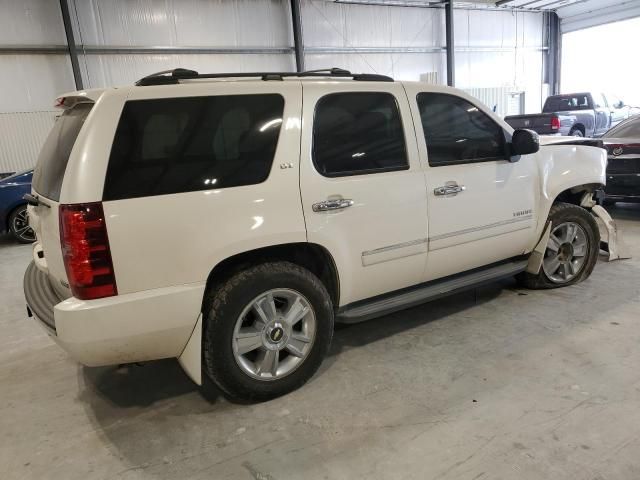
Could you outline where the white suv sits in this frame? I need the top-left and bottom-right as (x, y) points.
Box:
(24, 68), (607, 401)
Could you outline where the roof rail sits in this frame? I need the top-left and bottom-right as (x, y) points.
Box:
(135, 67), (394, 86)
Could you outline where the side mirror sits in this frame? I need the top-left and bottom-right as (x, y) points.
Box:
(510, 129), (539, 159)
(615, 100), (624, 109)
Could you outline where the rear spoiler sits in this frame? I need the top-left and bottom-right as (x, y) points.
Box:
(54, 88), (106, 109)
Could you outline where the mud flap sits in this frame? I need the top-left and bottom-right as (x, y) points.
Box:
(591, 205), (631, 261)
(177, 313), (202, 385)
(526, 221), (552, 274)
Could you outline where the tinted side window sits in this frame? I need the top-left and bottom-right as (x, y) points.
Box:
(104, 94), (284, 201)
(417, 93), (505, 167)
(313, 92), (408, 177)
(33, 103), (93, 200)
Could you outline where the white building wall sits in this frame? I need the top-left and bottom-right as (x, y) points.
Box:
(70, 0), (296, 88)
(0, 0), (73, 173)
(0, 0), (547, 173)
(300, 1), (545, 115)
(301, 0), (446, 81)
(453, 9), (544, 114)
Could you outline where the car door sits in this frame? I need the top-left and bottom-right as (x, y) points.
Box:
(607, 94), (626, 127)
(593, 93), (611, 135)
(405, 86), (538, 282)
(299, 82), (429, 306)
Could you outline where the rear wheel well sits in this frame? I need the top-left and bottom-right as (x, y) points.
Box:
(202, 243), (340, 312)
(570, 124), (585, 135)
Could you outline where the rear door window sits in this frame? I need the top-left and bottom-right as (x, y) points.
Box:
(103, 94), (284, 201)
(32, 103), (93, 201)
(312, 92), (408, 177)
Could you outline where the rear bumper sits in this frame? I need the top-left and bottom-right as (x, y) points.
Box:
(23, 261), (63, 334)
(23, 261), (205, 366)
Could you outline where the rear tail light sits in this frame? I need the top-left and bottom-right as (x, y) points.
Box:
(59, 202), (117, 300)
(550, 115), (561, 131)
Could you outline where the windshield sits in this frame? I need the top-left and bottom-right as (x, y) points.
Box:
(605, 117), (640, 138)
(0, 169), (32, 183)
(32, 103), (93, 200)
(543, 94), (591, 112)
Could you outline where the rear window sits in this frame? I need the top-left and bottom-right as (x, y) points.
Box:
(605, 117), (640, 139)
(32, 103), (93, 201)
(103, 94), (284, 201)
(543, 94), (591, 112)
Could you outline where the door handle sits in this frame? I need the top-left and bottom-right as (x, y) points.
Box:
(434, 182), (466, 196)
(312, 198), (354, 212)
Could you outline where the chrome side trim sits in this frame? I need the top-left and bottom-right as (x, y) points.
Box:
(362, 237), (428, 257)
(428, 224), (531, 252)
(429, 214), (533, 242)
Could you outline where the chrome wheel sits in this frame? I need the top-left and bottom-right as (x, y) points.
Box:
(542, 221), (588, 284)
(11, 206), (35, 243)
(232, 288), (316, 381)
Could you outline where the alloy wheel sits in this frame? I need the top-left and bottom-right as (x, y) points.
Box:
(11, 207), (35, 243)
(232, 288), (316, 381)
(542, 221), (588, 283)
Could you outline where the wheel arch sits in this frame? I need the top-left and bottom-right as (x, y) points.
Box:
(201, 242), (340, 313)
(552, 182), (603, 207)
(570, 123), (586, 135)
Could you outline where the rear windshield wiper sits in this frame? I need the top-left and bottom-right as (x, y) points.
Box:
(23, 194), (51, 208)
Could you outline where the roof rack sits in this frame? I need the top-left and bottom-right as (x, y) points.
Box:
(135, 67), (394, 86)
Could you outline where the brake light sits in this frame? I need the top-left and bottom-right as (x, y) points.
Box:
(551, 115), (561, 131)
(59, 202), (117, 300)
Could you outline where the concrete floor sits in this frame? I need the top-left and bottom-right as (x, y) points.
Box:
(1, 206), (640, 480)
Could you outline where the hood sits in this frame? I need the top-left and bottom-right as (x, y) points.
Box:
(0, 169), (33, 186)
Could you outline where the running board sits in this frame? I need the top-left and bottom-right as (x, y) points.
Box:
(336, 259), (528, 323)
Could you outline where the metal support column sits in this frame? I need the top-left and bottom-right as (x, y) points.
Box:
(445, 0), (455, 87)
(290, 0), (305, 72)
(546, 11), (561, 96)
(59, 0), (83, 90)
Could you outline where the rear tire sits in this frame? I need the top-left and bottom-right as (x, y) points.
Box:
(517, 202), (599, 289)
(8, 205), (35, 244)
(203, 262), (334, 402)
(569, 127), (584, 137)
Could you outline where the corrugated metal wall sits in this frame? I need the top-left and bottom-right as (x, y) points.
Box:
(0, 0), (73, 173)
(462, 87), (525, 117)
(301, 0), (446, 81)
(0, 0), (547, 174)
(71, 0), (295, 87)
(0, 111), (59, 173)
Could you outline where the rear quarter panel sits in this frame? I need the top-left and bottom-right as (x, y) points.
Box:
(99, 82), (306, 295)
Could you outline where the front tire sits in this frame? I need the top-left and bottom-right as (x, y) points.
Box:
(517, 202), (599, 289)
(9, 205), (35, 244)
(203, 262), (334, 402)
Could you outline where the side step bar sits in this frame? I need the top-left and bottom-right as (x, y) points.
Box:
(336, 259), (528, 323)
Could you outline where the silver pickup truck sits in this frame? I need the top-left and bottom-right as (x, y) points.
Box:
(505, 92), (630, 138)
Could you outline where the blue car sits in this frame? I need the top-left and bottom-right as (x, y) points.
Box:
(0, 170), (35, 243)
